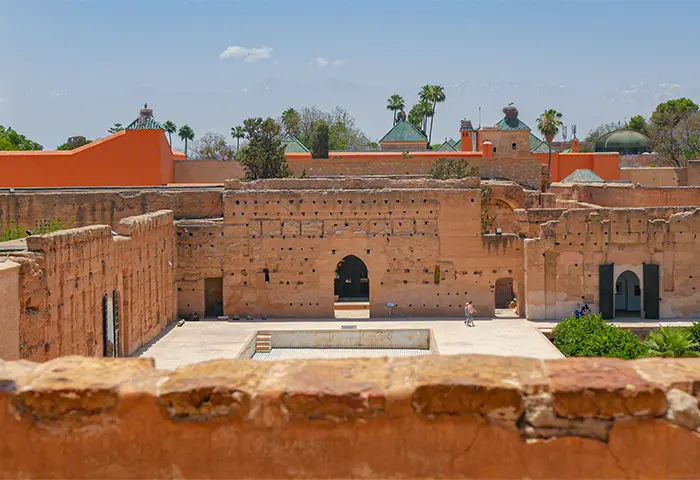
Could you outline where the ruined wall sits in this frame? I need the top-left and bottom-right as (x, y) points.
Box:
(0, 261), (20, 360)
(190, 178), (525, 319)
(7, 211), (175, 361)
(174, 160), (245, 184)
(525, 208), (700, 320)
(620, 167), (687, 186)
(0, 187), (222, 230)
(3, 355), (700, 479)
(550, 183), (700, 208)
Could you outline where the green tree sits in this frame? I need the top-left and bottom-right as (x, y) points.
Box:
(57, 136), (92, 150)
(0, 126), (43, 151)
(163, 120), (177, 146)
(650, 98), (699, 127)
(643, 327), (699, 358)
(537, 109), (564, 185)
(422, 85), (446, 145)
(407, 101), (433, 135)
(386, 94), (406, 126)
(293, 106), (368, 151)
(627, 115), (647, 132)
(231, 125), (246, 152)
(428, 158), (479, 179)
(237, 117), (291, 180)
(188, 132), (234, 160)
(311, 121), (330, 159)
(584, 122), (623, 147)
(552, 314), (647, 359)
(281, 108), (301, 134)
(178, 124), (195, 157)
(108, 123), (124, 134)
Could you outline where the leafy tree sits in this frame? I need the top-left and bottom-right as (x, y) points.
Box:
(420, 85), (446, 145)
(537, 109), (564, 185)
(688, 322), (700, 351)
(628, 115), (647, 132)
(311, 121), (330, 159)
(178, 124), (195, 157)
(552, 314), (647, 359)
(108, 123), (124, 134)
(188, 132), (234, 160)
(163, 120), (177, 146)
(237, 117), (291, 180)
(650, 98), (699, 127)
(408, 102), (431, 134)
(57, 136), (92, 150)
(584, 122), (622, 146)
(293, 106), (369, 151)
(649, 113), (700, 167)
(0, 126), (43, 151)
(643, 327), (699, 358)
(428, 158), (479, 179)
(386, 94), (406, 126)
(281, 108), (301, 134)
(231, 125), (246, 152)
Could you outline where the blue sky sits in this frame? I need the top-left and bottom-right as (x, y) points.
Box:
(2, 0), (699, 150)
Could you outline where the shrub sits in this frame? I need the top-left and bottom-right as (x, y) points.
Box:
(644, 326), (699, 357)
(688, 323), (700, 351)
(552, 314), (648, 359)
(428, 158), (478, 179)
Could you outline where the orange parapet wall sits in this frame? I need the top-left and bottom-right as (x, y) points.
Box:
(0, 130), (175, 188)
(533, 152), (621, 182)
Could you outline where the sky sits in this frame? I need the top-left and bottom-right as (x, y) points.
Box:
(2, 0), (700, 151)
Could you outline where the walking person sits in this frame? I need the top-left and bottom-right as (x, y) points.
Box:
(464, 301), (476, 327)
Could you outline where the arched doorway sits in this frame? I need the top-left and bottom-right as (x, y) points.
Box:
(615, 270), (641, 317)
(335, 255), (369, 301)
(495, 277), (518, 317)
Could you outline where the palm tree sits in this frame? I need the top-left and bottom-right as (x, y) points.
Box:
(178, 124), (195, 157)
(426, 85), (446, 145)
(281, 108), (300, 134)
(644, 327), (699, 358)
(162, 120), (177, 146)
(537, 109), (564, 186)
(231, 125), (246, 152)
(386, 95), (406, 126)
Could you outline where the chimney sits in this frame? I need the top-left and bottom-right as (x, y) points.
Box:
(460, 119), (474, 152)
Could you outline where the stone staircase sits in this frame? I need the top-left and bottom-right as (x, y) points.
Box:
(255, 333), (272, 353)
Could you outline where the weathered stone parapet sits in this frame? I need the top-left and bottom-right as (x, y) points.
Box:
(224, 177), (481, 191)
(2, 355), (700, 478)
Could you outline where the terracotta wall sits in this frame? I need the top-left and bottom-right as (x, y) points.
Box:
(688, 161), (700, 186)
(478, 130), (531, 158)
(525, 208), (700, 319)
(0, 261), (20, 360)
(170, 178), (526, 319)
(173, 160), (245, 184)
(0, 130), (175, 188)
(7, 211), (175, 361)
(0, 187), (223, 230)
(535, 152), (621, 182)
(2, 354), (700, 479)
(550, 183), (700, 208)
(620, 167), (687, 186)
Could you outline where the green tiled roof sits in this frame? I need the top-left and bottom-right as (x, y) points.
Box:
(282, 133), (310, 153)
(561, 169), (605, 183)
(529, 133), (559, 154)
(436, 140), (457, 152)
(448, 139), (457, 147)
(379, 119), (428, 144)
(495, 116), (531, 131)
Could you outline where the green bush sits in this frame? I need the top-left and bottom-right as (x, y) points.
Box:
(686, 323), (700, 352)
(643, 326), (699, 358)
(552, 314), (648, 359)
(0, 217), (74, 242)
(428, 158), (479, 179)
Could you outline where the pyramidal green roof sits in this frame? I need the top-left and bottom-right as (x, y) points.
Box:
(282, 133), (310, 153)
(125, 104), (165, 130)
(561, 169), (605, 183)
(379, 119), (428, 144)
(496, 116), (531, 131)
(529, 133), (559, 154)
(436, 140), (457, 152)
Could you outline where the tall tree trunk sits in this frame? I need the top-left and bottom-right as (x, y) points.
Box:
(185, 139), (188, 157)
(168, 133), (172, 146)
(547, 144), (552, 189)
(237, 138), (240, 152)
(428, 101), (437, 144)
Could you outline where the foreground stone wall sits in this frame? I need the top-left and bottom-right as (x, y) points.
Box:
(6, 211), (176, 361)
(525, 208), (700, 319)
(0, 187), (223, 230)
(2, 355), (700, 479)
(0, 261), (20, 360)
(172, 178), (525, 319)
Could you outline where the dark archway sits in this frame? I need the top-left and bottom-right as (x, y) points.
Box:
(615, 270), (641, 317)
(334, 255), (369, 302)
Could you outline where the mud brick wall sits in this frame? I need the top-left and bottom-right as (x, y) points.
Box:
(2, 355), (700, 479)
(550, 183), (700, 208)
(525, 208), (700, 320)
(7, 211), (175, 361)
(620, 167), (687, 186)
(211, 178), (524, 319)
(0, 261), (20, 360)
(0, 187), (223, 230)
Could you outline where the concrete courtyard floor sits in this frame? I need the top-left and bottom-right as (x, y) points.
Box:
(136, 317), (564, 370)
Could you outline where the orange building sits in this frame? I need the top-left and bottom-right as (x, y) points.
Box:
(0, 105), (176, 188)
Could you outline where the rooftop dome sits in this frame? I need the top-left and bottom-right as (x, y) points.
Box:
(595, 129), (651, 154)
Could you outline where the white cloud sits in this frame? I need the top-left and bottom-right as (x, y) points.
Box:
(332, 59), (347, 67)
(314, 57), (329, 68)
(219, 46), (273, 63)
(660, 83), (681, 90)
